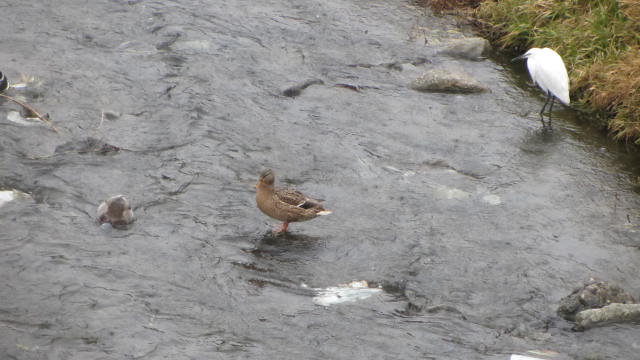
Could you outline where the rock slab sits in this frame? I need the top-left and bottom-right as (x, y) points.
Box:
(440, 37), (491, 61)
(574, 303), (640, 331)
(410, 68), (488, 94)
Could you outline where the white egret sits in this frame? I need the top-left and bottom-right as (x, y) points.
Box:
(513, 47), (569, 128)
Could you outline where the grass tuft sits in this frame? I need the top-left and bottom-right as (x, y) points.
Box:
(413, 0), (483, 14)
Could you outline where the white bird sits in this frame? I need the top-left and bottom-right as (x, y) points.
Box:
(513, 47), (569, 128)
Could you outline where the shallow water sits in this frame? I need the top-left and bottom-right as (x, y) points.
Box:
(1, 1), (639, 359)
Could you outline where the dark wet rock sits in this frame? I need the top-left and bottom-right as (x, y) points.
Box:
(425, 304), (467, 320)
(440, 37), (490, 61)
(409, 68), (488, 93)
(574, 303), (640, 331)
(282, 79), (324, 97)
(54, 137), (121, 155)
(382, 58), (429, 71)
(557, 279), (636, 321)
(334, 83), (381, 92)
(102, 110), (121, 120)
(0, 71), (8, 92)
(404, 289), (431, 314)
(348, 57), (429, 70)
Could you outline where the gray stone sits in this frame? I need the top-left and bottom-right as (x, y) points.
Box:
(410, 68), (488, 94)
(440, 37), (490, 61)
(557, 279), (636, 321)
(54, 137), (121, 155)
(574, 303), (640, 331)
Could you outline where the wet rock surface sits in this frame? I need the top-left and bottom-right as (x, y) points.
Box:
(54, 137), (121, 155)
(410, 68), (488, 93)
(557, 279), (637, 321)
(1, 1), (640, 359)
(574, 303), (640, 331)
(439, 37), (491, 61)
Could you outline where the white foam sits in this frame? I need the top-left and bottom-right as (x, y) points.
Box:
(312, 280), (382, 306)
(436, 185), (471, 200)
(175, 40), (211, 51)
(482, 194), (502, 205)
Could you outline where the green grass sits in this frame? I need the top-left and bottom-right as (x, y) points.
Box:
(473, 0), (640, 142)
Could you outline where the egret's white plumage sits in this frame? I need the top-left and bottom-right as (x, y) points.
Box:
(514, 47), (570, 128)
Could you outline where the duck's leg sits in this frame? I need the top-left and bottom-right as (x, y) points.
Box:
(273, 222), (289, 233)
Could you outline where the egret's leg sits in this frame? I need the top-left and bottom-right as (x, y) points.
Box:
(547, 97), (555, 129)
(539, 93), (552, 127)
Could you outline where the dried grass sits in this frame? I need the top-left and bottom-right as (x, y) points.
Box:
(413, 0), (483, 13)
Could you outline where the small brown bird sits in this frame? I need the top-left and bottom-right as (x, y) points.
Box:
(255, 169), (331, 233)
(97, 195), (135, 227)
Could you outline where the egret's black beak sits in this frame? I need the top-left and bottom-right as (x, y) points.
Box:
(511, 54), (526, 62)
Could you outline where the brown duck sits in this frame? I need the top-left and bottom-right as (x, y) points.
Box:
(97, 195), (135, 227)
(255, 169), (331, 233)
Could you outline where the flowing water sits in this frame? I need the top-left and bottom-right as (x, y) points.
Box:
(1, 1), (639, 359)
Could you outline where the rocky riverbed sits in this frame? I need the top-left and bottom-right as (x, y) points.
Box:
(1, 1), (639, 359)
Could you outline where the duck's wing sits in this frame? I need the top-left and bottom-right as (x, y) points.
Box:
(275, 187), (321, 209)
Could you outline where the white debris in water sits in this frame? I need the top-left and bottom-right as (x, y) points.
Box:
(435, 185), (471, 200)
(511, 355), (545, 360)
(0, 189), (31, 208)
(312, 280), (382, 306)
(0, 192), (14, 207)
(175, 40), (211, 51)
(482, 194), (502, 205)
(6, 110), (42, 126)
(382, 165), (402, 173)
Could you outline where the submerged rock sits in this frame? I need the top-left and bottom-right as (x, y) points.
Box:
(574, 303), (640, 331)
(282, 79), (324, 97)
(410, 68), (488, 93)
(440, 37), (490, 61)
(404, 288), (431, 314)
(54, 137), (121, 155)
(557, 279), (636, 321)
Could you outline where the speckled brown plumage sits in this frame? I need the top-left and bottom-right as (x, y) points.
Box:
(255, 169), (331, 232)
(97, 195), (135, 227)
